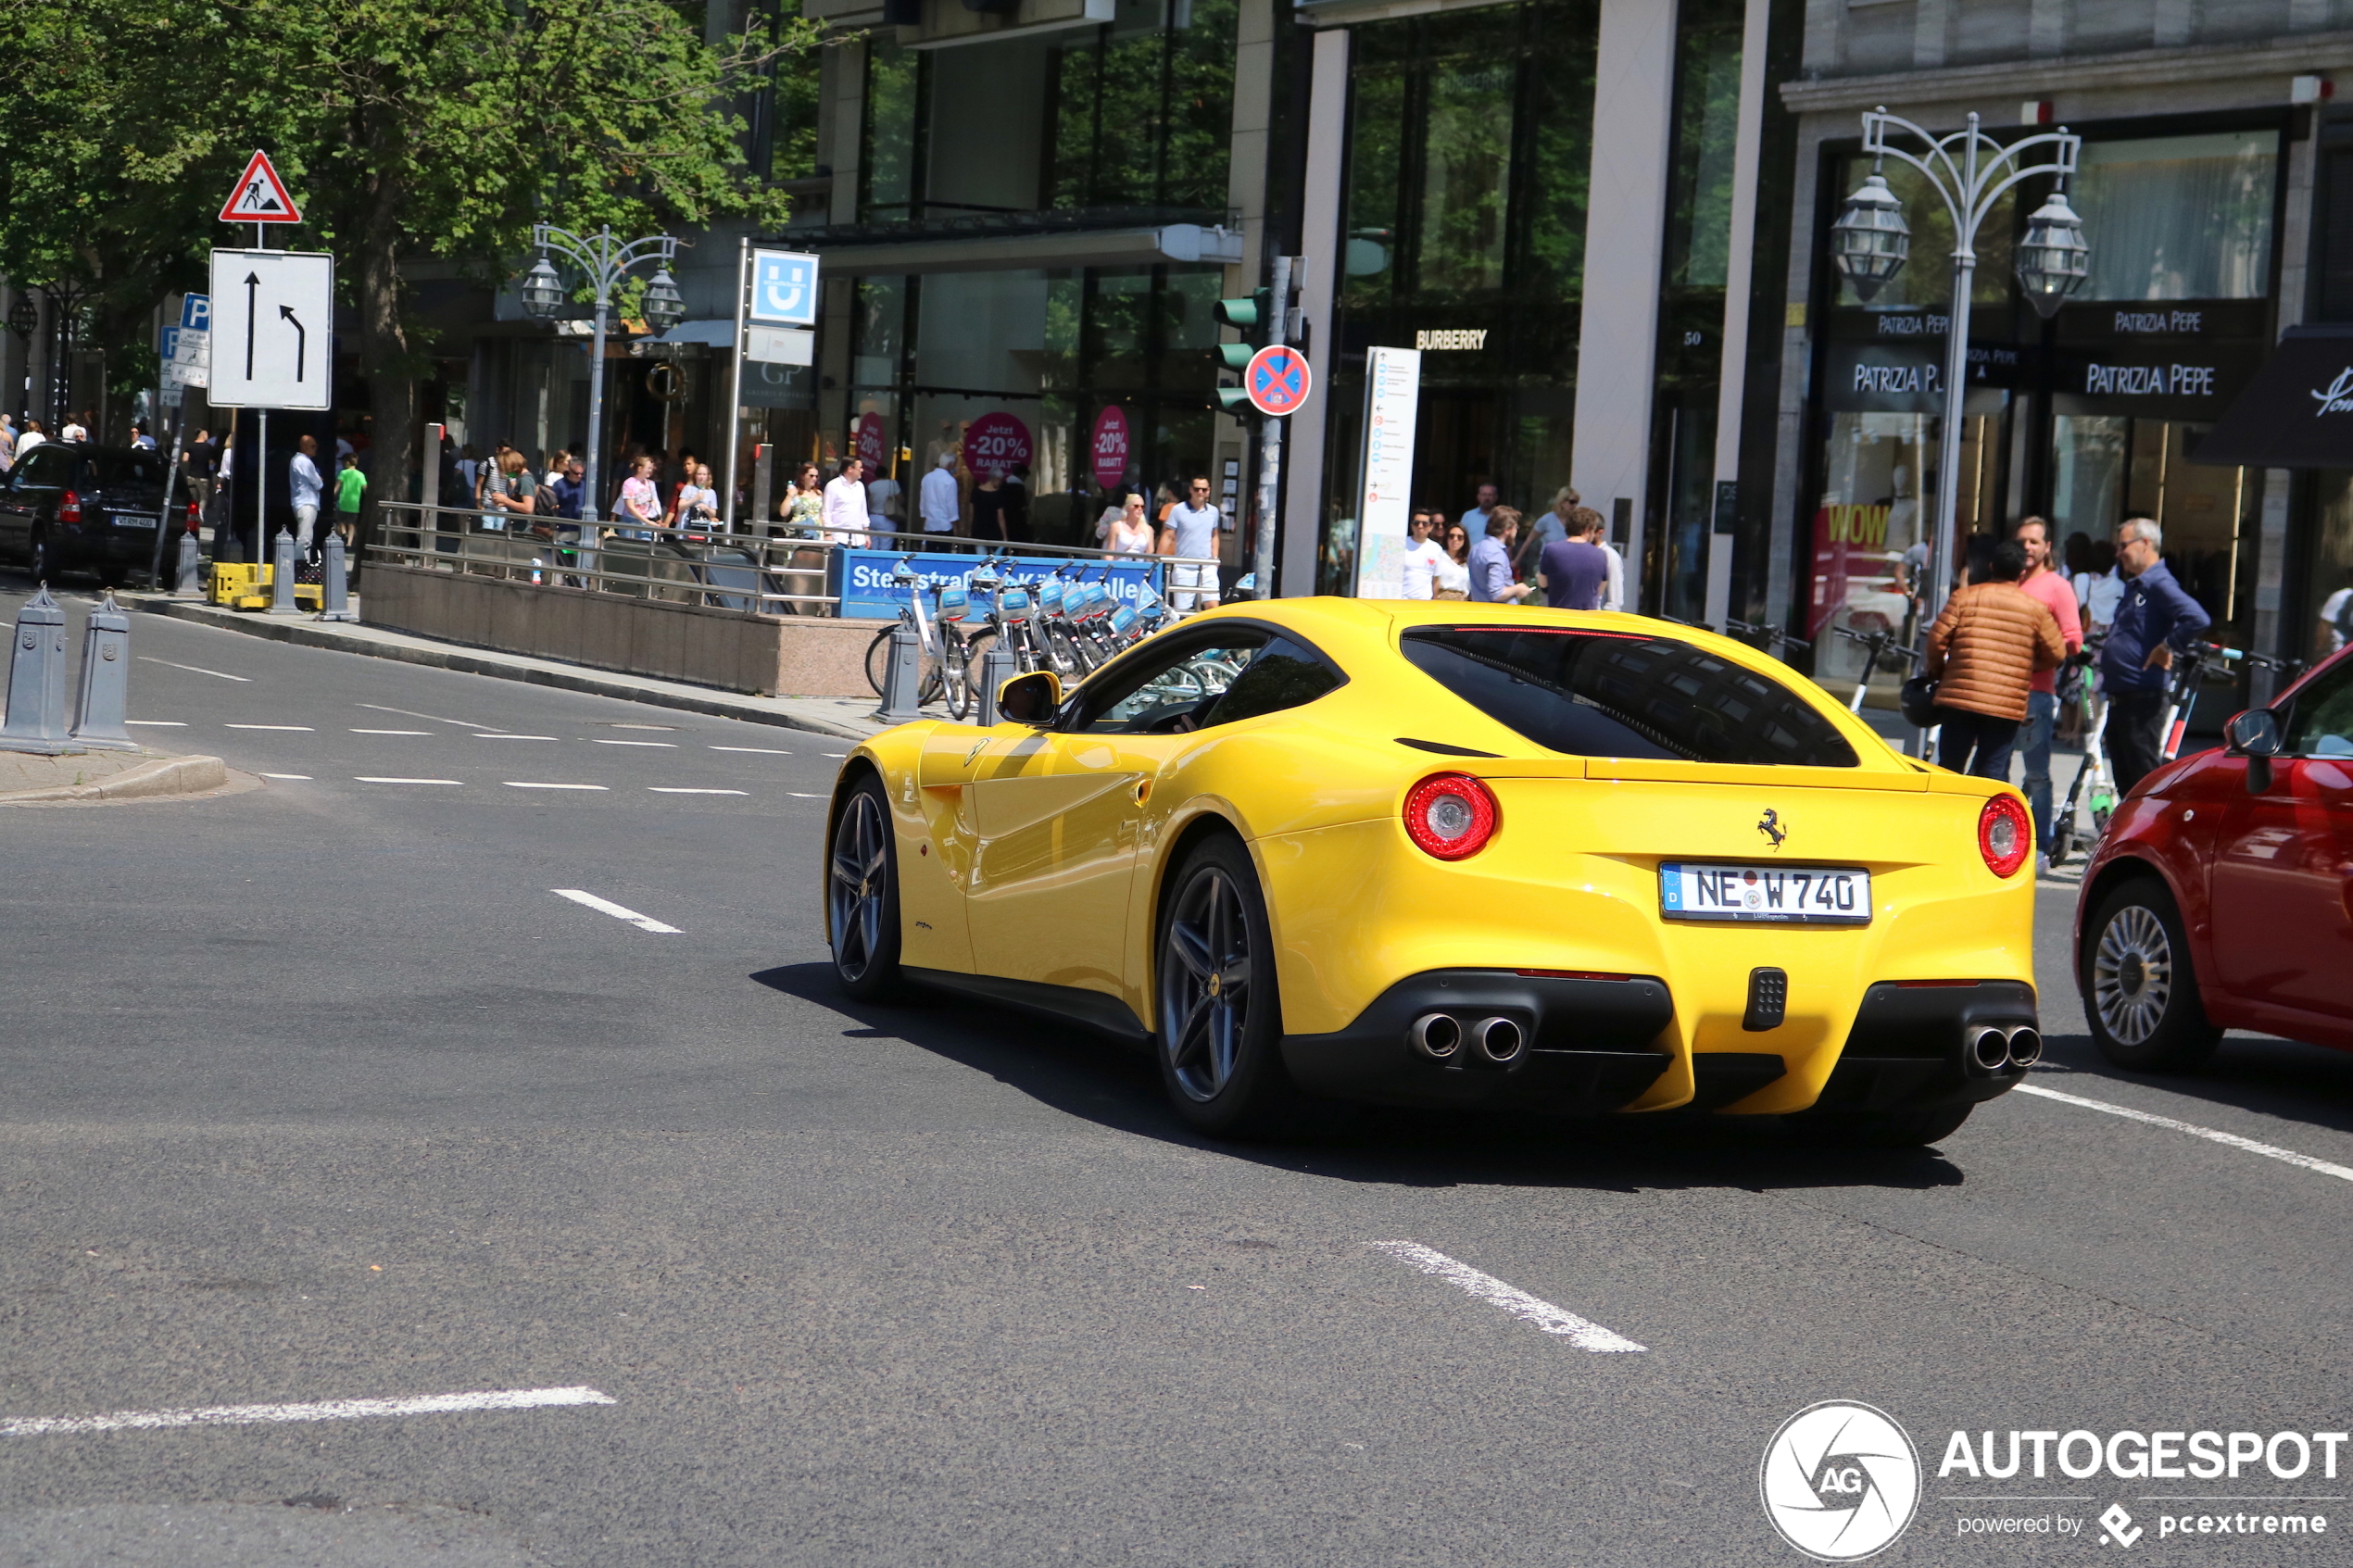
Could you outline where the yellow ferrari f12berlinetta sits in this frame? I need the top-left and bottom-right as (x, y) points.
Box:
(824, 599), (2039, 1145)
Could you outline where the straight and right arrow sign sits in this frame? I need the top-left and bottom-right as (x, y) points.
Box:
(207, 249), (333, 409)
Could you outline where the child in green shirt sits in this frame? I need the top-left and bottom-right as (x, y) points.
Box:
(334, 453), (367, 549)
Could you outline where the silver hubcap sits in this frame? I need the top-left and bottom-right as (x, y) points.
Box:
(1161, 868), (1252, 1102)
(828, 792), (888, 981)
(2094, 904), (2171, 1046)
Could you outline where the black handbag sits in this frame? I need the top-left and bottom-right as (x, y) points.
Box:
(1899, 674), (1941, 728)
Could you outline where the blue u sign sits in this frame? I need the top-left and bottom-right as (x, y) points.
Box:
(750, 251), (820, 327)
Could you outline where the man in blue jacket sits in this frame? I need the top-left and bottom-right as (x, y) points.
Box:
(2101, 516), (2210, 793)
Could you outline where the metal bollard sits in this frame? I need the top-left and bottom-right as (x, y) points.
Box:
(69, 592), (137, 751)
(875, 621), (925, 723)
(268, 528), (300, 614)
(0, 585), (83, 755)
(173, 526), (205, 597)
(318, 532), (358, 621)
(975, 640), (1018, 725)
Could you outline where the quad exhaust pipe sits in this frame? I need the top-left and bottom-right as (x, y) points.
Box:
(1966, 1023), (2041, 1071)
(1408, 1013), (1526, 1065)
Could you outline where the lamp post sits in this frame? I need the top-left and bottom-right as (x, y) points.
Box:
(1829, 109), (2088, 735)
(39, 280), (94, 432)
(518, 224), (684, 532)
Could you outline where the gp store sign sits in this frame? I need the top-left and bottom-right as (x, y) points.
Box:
(830, 547), (1164, 622)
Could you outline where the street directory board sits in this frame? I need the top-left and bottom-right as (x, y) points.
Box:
(1350, 345), (1422, 599)
(830, 546), (1164, 622)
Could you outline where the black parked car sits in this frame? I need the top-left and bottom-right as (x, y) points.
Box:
(0, 442), (183, 586)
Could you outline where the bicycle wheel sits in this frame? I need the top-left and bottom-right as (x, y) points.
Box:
(1043, 623), (1089, 679)
(863, 627), (896, 697)
(940, 629), (973, 721)
(960, 629), (1000, 710)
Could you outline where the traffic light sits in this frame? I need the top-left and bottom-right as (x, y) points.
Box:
(1215, 384), (1253, 412)
(1214, 290), (1268, 409)
(1214, 290), (1269, 335)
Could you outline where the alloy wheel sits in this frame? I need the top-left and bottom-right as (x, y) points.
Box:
(2093, 903), (2171, 1046)
(1161, 867), (1252, 1101)
(828, 789), (889, 982)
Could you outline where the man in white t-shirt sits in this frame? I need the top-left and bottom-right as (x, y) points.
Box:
(1159, 474), (1223, 610)
(918, 452), (960, 541)
(2320, 566), (2353, 655)
(822, 457), (872, 547)
(1398, 509), (1446, 600)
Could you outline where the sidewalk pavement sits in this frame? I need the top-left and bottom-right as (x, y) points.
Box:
(123, 593), (892, 742)
(0, 746), (245, 805)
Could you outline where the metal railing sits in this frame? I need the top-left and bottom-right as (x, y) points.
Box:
(370, 501), (1222, 619)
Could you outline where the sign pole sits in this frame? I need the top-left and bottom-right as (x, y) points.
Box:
(1251, 255), (1292, 598)
(724, 234), (749, 533)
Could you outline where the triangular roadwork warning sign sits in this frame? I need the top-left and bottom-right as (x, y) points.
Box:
(218, 150), (301, 224)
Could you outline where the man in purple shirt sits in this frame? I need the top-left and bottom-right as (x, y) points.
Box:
(1537, 506), (1611, 610)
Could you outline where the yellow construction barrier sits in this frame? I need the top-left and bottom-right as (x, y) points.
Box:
(209, 563), (321, 612)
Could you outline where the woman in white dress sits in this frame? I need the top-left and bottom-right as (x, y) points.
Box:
(1434, 521), (1472, 599)
(1102, 493), (1156, 557)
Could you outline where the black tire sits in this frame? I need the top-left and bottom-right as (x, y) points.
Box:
(826, 775), (905, 1000)
(1153, 834), (1298, 1137)
(1799, 1104), (1973, 1149)
(2080, 876), (2221, 1072)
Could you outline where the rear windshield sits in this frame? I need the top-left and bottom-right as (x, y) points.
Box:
(1401, 625), (1860, 768)
(69, 453), (167, 487)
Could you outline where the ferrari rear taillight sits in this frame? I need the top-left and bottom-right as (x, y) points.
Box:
(1978, 795), (2031, 878)
(1403, 772), (1499, 860)
(58, 490), (82, 524)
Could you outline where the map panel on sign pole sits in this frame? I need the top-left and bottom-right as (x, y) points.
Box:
(207, 250), (333, 409)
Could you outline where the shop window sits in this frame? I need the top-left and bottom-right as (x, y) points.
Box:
(2049, 413), (2253, 636)
(746, 0), (821, 182)
(861, 41), (923, 220)
(2071, 132), (2276, 302)
(1043, 0), (1237, 213)
(1419, 60), (1517, 294)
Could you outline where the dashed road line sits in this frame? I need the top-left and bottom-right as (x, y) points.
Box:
(138, 657), (249, 682)
(354, 777), (463, 785)
(0, 1386), (614, 1437)
(552, 889), (680, 933)
(787, 792), (826, 798)
(649, 787), (747, 795)
(2015, 1082), (2353, 1185)
(710, 746), (789, 754)
(593, 739), (676, 747)
(504, 782), (607, 791)
(123, 720), (186, 727)
(475, 734), (557, 741)
(358, 703), (495, 730)
(1368, 1241), (1646, 1352)
(225, 723), (313, 732)
(351, 728), (431, 735)
(259, 773), (312, 781)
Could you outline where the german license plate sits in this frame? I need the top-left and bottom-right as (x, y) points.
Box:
(1659, 862), (1871, 924)
(113, 514), (158, 530)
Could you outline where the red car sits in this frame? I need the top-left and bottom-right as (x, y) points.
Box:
(2075, 645), (2353, 1070)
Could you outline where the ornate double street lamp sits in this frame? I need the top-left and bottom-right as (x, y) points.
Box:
(1830, 109), (2089, 715)
(519, 224), (684, 531)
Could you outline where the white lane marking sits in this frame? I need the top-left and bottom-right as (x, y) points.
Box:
(476, 734), (557, 741)
(2015, 1082), (2353, 1185)
(649, 787), (747, 795)
(602, 723), (676, 731)
(354, 777), (463, 785)
(787, 792), (826, 798)
(351, 728), (430, 735)
(225, 724), (313, 732)
(1367, 1241), (1646, 1352)
(552, 889), (680, 934)
(710, 746), (789, 754)
(823, 753), (848, 758)
(593, 739), (676, 747)
(358, 703), (496, 731)
(259, 773), (312, 781)
(0, 1386), (614, 1437)
(138, 657), (249, 682)
(504, 782), (608, 791)
(123, 721), (187, 727)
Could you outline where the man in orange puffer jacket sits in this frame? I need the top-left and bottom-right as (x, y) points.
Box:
(1923, 539), (2065, 780)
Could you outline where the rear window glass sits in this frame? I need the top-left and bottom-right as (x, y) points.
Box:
(1401, 625), (1860, 768)
(98, 453), (167, 485)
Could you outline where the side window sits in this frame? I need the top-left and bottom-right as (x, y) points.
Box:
(17, 449), (64, 489)
(2283, 659), (2353, 759)
(1080, 636), (1269, 734)
(1199, 635), (1343, 726)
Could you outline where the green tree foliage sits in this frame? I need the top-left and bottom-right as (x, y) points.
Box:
(0, 0), (820, 499)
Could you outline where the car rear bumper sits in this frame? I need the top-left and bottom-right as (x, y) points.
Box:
(1279, 971), (2036, 1116)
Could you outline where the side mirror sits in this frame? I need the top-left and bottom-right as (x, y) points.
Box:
(997, 670), (1063, 726)
(2225, 709), (2282, 757)
(2226, 709), (2282, 794)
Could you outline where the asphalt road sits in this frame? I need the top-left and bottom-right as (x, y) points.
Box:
(3, 582), (2350, 1567)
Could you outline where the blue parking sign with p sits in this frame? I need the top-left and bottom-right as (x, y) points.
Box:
(750, 251), (819, 327)
(181, 294), (210, 334)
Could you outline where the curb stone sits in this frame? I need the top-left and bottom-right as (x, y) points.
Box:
(0, 753), (241, 806)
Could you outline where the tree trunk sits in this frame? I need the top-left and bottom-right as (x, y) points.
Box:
(354, 135), (412, 581)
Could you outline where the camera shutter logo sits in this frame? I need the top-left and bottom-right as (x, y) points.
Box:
(1760, 1401), (1920, 1561)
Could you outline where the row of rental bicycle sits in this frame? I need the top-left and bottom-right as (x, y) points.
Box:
(862, 553), (1200, 721)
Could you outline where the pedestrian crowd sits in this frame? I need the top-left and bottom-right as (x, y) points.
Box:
(1381, 481), (1625, 609)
